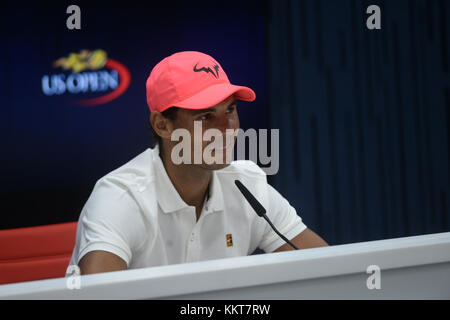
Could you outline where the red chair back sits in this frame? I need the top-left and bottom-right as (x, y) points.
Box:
(0, 222), (77, 285)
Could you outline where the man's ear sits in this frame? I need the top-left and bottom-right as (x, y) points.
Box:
(150, 111), (174, 140)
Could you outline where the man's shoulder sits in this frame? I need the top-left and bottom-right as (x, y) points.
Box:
(96, 148), (156, 190)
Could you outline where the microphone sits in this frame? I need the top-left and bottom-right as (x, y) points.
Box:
(234, 180), (299, 250)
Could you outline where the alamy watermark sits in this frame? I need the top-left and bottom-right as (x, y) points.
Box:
(366, 5), (381, 30)
(170, 121), (279, 175)
(66, 265), (81, 290)
(66, 5), (81, 30)
(366, 264), (381, 290)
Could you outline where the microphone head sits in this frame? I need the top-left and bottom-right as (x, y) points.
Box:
(234, 180), (266, 217)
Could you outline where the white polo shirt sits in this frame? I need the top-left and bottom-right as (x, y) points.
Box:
(68, 146), (307, 270)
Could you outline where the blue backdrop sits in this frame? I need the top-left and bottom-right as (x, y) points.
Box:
(0, 0), (268, 229)
(1, 1), (448, 247)
(268, 0), (449, 244)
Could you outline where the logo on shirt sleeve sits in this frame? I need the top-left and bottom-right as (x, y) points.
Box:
(226, 233), (233, 247)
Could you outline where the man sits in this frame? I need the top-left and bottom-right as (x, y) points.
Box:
(68, 51), (328, 275)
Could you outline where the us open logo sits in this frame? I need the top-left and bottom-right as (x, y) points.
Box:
(41, 49), (131, 106)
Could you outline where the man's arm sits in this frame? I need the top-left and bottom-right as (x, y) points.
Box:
(78, 250), (127, 275)
(274, 228), (328, 252)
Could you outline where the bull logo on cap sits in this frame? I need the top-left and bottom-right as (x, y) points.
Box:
(193, 62), (220, 79)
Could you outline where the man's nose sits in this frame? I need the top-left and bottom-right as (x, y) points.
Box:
(215, 114), (235, 133)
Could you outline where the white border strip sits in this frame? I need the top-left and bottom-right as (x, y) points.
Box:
(1, 232), (449, 299)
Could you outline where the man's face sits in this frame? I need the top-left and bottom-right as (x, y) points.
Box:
(169, 95), (239, 170)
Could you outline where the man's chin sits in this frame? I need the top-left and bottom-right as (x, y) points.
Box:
(200, 162), (232, 171)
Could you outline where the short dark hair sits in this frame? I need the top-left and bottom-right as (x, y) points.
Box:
(148, 107), (179, 147)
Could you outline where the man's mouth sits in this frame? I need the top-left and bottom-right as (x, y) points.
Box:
(214, 135), (236, 152)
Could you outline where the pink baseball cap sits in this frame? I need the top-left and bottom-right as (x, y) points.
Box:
(146, 51), (256, 112)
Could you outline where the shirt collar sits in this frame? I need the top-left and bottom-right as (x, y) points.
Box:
(208, 169), (224, 212)
(151, 145), (224, 214)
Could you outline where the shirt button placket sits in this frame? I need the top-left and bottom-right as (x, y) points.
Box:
(185, 208), (198, 262)
(188, 230), (199, 261)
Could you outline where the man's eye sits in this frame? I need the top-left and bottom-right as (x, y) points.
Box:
(199, 114), (211, 120)
(226, 105), (236, 113)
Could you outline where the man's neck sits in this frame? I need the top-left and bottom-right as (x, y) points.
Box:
(159, 144), (211, 220)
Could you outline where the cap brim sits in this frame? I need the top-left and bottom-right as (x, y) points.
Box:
(170, 83), (256, 110)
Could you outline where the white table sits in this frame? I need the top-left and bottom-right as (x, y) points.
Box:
(1, 232), (449, 299)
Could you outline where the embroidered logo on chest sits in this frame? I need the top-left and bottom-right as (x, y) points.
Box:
(226, 233), (233, 247)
